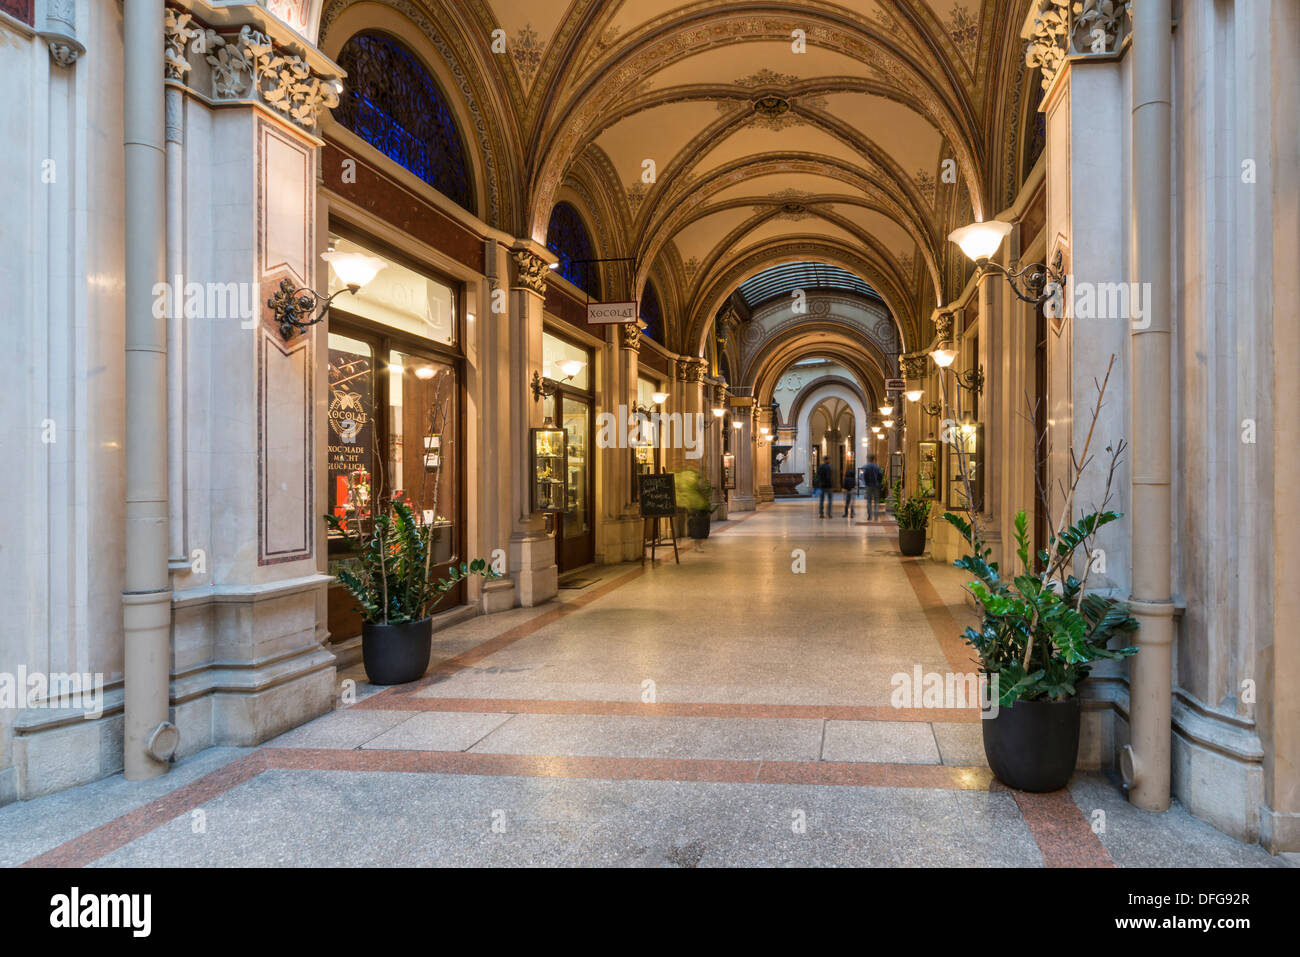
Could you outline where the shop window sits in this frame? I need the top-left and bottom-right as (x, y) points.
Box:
(541, 332), (590, 390)
(332, 31), (475, 214)
(327, 233), (455, 347)
(545, 202), (600, 298)
(325, 232), (464, 634)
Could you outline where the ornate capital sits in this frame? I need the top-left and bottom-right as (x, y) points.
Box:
(713, 383), (729, 406)
(1023, 0), (1070, 91)
(933, 311), (955, 341)
(1024, 0), (1130, 92)
(900, 352), (929, 381)
(163, 16), (341, 131)
(619, 322), (641, 351)
(511, 249), (549, 295)
(677, 357), (707, 383)
(47, 38), (83, 66)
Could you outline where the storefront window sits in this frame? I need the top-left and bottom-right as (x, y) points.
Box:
(327, 232), (456, 346)
(542, 333), (590, 390)
(632, 375), (661, 498)
(389, 349), (458, 564)
(327, 332), (376, 555)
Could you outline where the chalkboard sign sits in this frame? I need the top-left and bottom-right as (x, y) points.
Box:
(637, 473), (677, 517)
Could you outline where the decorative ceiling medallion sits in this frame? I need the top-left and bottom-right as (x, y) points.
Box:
(752, 93), (790, 118)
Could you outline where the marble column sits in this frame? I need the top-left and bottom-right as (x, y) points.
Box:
(507, 247), (558, 606)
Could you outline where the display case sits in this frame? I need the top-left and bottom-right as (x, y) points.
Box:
(530, 426), (567, 513)
(632, 442), (655, 500)
(917, 441), (939, 499)
(721, 452), (736, 490)
(946, 423), (983, 511)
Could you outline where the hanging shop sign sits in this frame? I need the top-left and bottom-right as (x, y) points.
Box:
(885, 377), (906, 392)
(586, 300), (638, 324)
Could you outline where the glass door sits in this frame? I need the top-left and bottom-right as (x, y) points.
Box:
(558, 395), (594, 570)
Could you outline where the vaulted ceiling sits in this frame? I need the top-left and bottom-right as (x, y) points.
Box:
(319, 0), (1040, 357)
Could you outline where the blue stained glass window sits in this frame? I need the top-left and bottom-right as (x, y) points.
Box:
(546, 202), (600, 298)
(333, 32), (475, 214)
(640, 282), (663, 343)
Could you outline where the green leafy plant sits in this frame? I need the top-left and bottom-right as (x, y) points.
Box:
(888, 480), (932, 530)
(674, 466), (718, 513)
(943, 354), (1138, 707)
(326, 500), (497, 625)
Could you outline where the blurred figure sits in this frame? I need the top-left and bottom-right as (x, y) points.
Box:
(815, 460), (833, 518)
(862, 455), (884, 520)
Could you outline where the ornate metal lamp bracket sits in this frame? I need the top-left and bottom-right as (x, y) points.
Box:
(267, 278), (357, 340)
(979, 248), (1066, 305)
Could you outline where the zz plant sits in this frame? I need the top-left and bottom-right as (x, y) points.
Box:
(888, 480), (931, 531)
(944, 509), (1137, 707)
(943, 354), (1138, 707)
(326, 500), (496, 625)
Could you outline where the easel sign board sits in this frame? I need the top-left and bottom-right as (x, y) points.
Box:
(637, 473), (677, 517)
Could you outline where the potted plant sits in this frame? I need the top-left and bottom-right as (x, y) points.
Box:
(944, 355), (1139, 792)
(888, 480), (931, 556)
(674, 466), (718, 539)
(326, 500), (496, 685)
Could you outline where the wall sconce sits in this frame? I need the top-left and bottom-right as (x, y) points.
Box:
(920, 401), (942, 418)
(878, 399), (894, 416)
(905, 388), (924, 403)
(732, 419), (743, 430)
(930, 341), (958, 368)
(882, 418), (895, 428)
(651, 391), (669, 405)
(530, 359), (586, 403)
(949, 220), (1066, 304)
(268, 250), (385, 340)
(954, 366), (984, 395)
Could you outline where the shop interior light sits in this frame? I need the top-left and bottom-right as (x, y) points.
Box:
(414, 366), (436, 380)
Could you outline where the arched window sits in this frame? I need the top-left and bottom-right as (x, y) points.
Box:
(333, 32), (475, 214)
(640, 282), (663, 344)
(546, 202), (600, 298)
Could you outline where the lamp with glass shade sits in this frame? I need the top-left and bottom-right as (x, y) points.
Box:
(268, 249), (386, 340)
(948, 219), (1066, 305)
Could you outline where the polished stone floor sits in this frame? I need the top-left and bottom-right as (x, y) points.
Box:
(2, 502), (1290, 867)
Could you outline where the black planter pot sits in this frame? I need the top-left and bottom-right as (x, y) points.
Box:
(687, 510), (711, 540)
(897, 527), (926, 556)
(361, 617), (433, 685)
(982, 696), (1081, 792)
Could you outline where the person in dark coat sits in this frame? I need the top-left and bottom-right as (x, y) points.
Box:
(861, 455), (885, 520)
(841, 464), (857, 518)
(814, 461), (833, 518)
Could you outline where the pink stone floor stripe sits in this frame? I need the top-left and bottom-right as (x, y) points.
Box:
(1004, 786), (1114, 867)
(356, 695), (981, 722)
(19, 751), (270, 869)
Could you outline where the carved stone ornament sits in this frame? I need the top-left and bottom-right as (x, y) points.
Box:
(1023, 0), (1070, 91)
(900, 352), (929, 381)
(933, 311), (955, 341)
(619, 322), (641, 351)
(511, 249), (549, 294)
(47, 38), (83, 66)
(1071, 0), (1130, 55)
(677, 357), (707, 383)
(164, 15), (341, 131)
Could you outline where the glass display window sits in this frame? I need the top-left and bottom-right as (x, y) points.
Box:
(326, 232), (456, 347)
(541, 332), (590, 391)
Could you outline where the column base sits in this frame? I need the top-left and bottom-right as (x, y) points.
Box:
(481, 576), (517, 614)
(730, 494), (756, 512)
(510, 532), (558, 607)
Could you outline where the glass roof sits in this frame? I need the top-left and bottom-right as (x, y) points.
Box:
(737, 262), (879, 309)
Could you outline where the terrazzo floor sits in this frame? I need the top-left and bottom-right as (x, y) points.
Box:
(2, 501), (1290, 868)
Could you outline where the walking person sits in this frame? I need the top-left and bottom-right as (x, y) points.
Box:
(814, 460), (833, 518)
(861, 455), (885, 521)
(841, 463), (857, 518)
